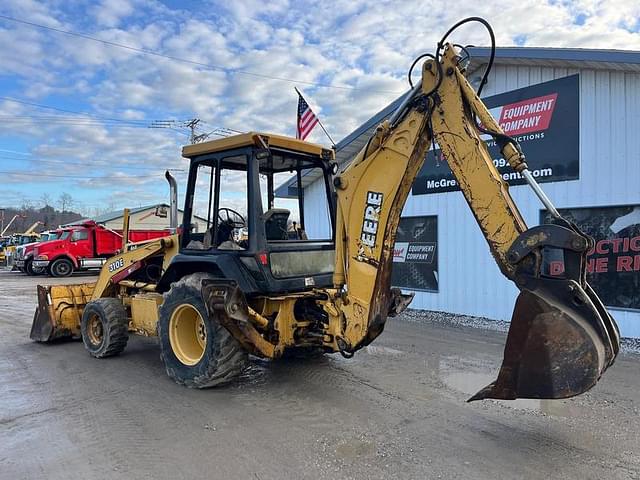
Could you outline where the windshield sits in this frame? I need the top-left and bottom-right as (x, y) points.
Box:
(59, 231), (72, 240)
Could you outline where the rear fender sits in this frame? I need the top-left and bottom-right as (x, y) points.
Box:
(157, 254), (257, 294)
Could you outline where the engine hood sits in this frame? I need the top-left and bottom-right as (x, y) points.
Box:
(34, 239), (67, 255)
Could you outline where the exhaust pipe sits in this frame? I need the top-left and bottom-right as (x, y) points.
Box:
(165, 170), (178, 233)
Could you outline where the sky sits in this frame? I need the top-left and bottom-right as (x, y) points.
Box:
(0, 0), (639, 218)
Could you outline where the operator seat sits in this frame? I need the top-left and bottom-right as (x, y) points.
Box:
(263, 208), (290, 241)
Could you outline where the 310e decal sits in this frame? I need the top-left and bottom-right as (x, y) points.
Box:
(108, 258), (124, 272)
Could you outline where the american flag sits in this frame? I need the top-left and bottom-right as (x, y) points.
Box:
(296, 92), (319, 140)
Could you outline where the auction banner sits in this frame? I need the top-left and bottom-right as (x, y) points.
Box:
(541, 205), (640, 310)
(391, 216), (438, 292)
(413, 74), (580, 195)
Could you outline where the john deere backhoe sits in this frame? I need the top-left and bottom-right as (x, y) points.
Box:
(31, 18), (619, 401)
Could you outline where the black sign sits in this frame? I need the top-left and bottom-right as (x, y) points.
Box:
(541, 205), (640, 311)
(413, 74), (580, 195)
(391, 216), (438, 292)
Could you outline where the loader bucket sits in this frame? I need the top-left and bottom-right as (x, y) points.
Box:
(30, 283), (95, 342)
(469, 225), (619, 401)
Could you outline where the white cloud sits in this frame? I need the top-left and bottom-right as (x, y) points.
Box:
(0, 0), (639, 210)
(91, 0), (136, 28)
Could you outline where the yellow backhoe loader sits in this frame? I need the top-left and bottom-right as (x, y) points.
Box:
(3, 221), (43, 269)
(31, 18), (619, 401)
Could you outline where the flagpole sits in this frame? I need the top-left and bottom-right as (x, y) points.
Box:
(295, 87), (336, 147)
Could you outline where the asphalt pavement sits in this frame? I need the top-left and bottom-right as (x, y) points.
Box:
(1, 268), (638, 479)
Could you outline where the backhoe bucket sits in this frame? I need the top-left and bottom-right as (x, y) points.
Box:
(30, 284), (95, 342)
(470, 225), (619, 401)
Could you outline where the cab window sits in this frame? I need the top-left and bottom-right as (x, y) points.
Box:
(187, 156), (249, 251)
(71, 230), (89, 242)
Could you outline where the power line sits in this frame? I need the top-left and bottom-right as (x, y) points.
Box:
(0, 97), (226, 138)
(0, 96), (151, 126)
(0, 170), (183, 179)
(0, 14), (402, 94)
(0, 155), (185, 172)
(0, 97), (196, 136)
(0, 116), (151, 125)
(0, 120), (174, 130)
(0, 148), (30, 155)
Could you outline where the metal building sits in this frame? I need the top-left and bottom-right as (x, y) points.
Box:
(68, 204), (209, 232)
(280, 47), (640, 338)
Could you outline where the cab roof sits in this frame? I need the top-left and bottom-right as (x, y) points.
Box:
(181, 132), (331, 159)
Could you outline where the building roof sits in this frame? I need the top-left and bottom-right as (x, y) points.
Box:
(66, 204), (171, 226)
(182, 131), (331, 159)
(67, 203), (210, 228)
(466, 46), (640, 76)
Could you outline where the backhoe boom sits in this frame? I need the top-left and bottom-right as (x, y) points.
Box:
(328, 42), (619, 400)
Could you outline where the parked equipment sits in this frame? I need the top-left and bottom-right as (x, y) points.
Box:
(15, 231), (60, 275)
(2, 221), (43, 270)
(31, 221), (170, 277)
(32, 19), (618, 401)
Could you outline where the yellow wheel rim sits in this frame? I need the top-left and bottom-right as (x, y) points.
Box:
(87, 313), (104, 346)
(169, 304), (207, 366)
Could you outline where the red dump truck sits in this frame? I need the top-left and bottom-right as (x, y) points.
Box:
(32, 221), (169, 277)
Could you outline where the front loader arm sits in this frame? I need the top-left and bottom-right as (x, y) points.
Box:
(329, 43), (619, 400)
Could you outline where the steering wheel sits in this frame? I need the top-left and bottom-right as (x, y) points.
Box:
(217, 208), (246, 228)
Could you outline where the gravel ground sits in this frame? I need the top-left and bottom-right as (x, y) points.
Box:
(403, 308), (640, 355)
(1, 269), (639, 480)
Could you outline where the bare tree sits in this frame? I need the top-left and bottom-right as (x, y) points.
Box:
(20, 198), (34, 211)
(40, 193), (52, 207)
(59, 192), (73, 213)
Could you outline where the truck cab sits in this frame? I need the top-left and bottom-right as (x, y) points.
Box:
(16, 230), (61, 275)
(158, 132), (337, 295)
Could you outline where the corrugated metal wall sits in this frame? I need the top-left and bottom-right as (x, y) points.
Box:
(304, 65), (640, 338)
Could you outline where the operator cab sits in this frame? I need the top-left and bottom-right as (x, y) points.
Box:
(172, 132), (336, 295)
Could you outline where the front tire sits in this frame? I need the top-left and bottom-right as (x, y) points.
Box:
(25, 259), (43, 276)
(158, 273), (248, 388)
(50, 257), (74, 277)
(81, 298), (129, 358)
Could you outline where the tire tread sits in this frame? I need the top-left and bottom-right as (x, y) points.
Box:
(81, 298), (129, 358)
(158, 273), (248, 388)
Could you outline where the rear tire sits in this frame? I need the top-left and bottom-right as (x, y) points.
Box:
(158, 273), (248, 388)
(81, 298), (129, 358)
(50, 257), (74, 277)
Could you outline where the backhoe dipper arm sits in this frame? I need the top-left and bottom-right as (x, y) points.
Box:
(329, 43), (619, 401)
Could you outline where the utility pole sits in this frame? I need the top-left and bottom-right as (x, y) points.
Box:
(185, 118), (206, 144)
